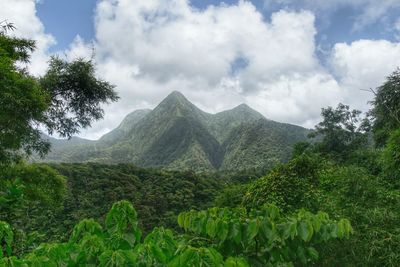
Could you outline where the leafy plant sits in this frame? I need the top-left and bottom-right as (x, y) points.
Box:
(178, 205), (352, 266)
(0, 200), (351, 266)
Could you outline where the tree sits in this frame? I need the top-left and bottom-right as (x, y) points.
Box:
(0, 22), (118, 164)
(370, 68), (400, 146)
(309, 103), (369, 160)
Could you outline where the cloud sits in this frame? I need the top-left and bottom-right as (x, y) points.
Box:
(0, 0), (55, 75)
(64, 35), (94, 61)
(246, 73), (344, 128)
(330, 39), (400, 110)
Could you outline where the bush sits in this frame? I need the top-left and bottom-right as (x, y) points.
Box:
(242, 155), (322, 212)
(317, 165), (400, 266)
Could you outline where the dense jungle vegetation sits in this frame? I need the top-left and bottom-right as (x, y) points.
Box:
(1, 21), (400, 266)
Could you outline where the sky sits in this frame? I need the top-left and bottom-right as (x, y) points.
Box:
(1, 0), (400, 139)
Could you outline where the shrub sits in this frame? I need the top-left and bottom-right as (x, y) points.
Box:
(242, 155), (322, 212)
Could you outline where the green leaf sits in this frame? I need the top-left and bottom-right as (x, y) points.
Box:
(206, 218), (216, 238)
(224, 257), (250, 267)
(298, 221), (313, 242)
(177, 213), (185, 228)
(151, 245), (167, 263)
(246, 220), (259, 243)
(217, 220), (229, 242)
(307, 247), (319, 260)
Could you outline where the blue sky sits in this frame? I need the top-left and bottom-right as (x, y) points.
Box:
(3, 0), (400, 139)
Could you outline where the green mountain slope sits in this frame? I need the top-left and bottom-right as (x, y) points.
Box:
(99, 109), (151, 145)
(38, 91), (310, 171)
(221, 119), (309, 170)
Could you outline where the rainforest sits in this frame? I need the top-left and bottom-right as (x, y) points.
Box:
(1, 5), (400, 267)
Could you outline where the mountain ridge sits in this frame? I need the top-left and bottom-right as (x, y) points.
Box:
(38, 91), (310, 171)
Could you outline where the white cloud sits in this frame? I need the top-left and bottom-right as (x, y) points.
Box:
(246, 73), (344, 128)
(64, 35), (94, 61)
(0, 0), (55, 75)
(330, 39), (400, 110)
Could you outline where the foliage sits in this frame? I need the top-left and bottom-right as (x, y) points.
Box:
(242, 155), (321, 212)
(3, 163), (223, 246)
(0, 29), (117, 165)
(370, 68), (400, 146)
(214, 183), (249, 208)
(0, 163), (66, 206)
(381, 128), (400, 183)
(178, 204), (352, 266)
(0, 31), (48, 164)
(0, 200), (351, 266)
(346, 148), (382, 175)
(39, 57), (118, 138)
(308, 103), (370, 161)
(317, 165), (400, 266)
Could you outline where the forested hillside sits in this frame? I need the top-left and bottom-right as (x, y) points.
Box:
(39, 91), (310, 171)
(2, 163), (224, 249)
(1, 21), (400, 266)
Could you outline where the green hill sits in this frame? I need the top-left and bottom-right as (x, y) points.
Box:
(38, 91), (310, 170)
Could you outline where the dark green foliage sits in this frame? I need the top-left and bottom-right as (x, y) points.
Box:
(381, 128), (400, 183)
(39, 57), (118, 138)
(346, 148), (382, 175)
(242, 155), (321, 212)
(214, 184), (249, 208)
(317, 165), (400, 266)
(370, 69), (400, 146)
(0, 32), (49, 164)
(291, 141), (312, 158)
(8, 163), (223, 245)
(0, 163), (66, 217)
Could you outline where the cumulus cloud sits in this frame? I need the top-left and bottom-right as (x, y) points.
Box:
(330, 39), (400, 110)
(0, 0), (55, 75)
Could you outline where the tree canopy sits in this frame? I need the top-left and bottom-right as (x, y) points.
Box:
(370, 68), (400, 146)
(308, 103), (370, 160)
(0, 23), (118, 164)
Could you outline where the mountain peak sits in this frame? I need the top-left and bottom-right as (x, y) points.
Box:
(235, 103), (251, 109)
(230, 103), (264, 119)
(165, 90), (187, 102)
(154, 91), (205, 118)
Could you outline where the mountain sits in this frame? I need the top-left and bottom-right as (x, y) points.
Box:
(37, 91), (310, 171)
